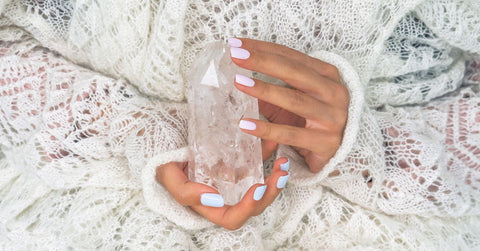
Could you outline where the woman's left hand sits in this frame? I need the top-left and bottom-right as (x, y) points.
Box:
(229, 38), (350, 173)
(156, 157), (290, 230)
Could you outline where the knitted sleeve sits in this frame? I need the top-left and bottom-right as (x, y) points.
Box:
(282, 10), (480, 217)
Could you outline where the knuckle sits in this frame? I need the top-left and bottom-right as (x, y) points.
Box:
(155, 165), (171, 184)
(262, 124), (298, 146)
(252, 207), (266, 216)
(174, 191), (189, 206)
(282, 128), (298, 146)
(287, 89), (306, 107)
(260, 123), (273, 139)
(257, 81), (270, 98)
(307, 155), (327, 173)
(286, 61), (306, 78)
(224, 221), (243, 231)
(322, 63), (340, 79)
(323, 134), (341, 149)
(278, 45), (292, 56)
(310, 164), (324, 173)
(336, 84), (350, 104)
(243, 48), (262, 69)
(178, 200), (189, 207)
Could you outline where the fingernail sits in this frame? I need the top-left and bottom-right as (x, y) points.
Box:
(277, 174), (290, 189)
(228, 37), (242, 47)
(239, 120), (256, 130)
(230, 47), (250, 60)
(280, 159), (290, 171)
(253, 185), (267, 201)
(235, 74), (255, 87)
(201, 193), (224, 207)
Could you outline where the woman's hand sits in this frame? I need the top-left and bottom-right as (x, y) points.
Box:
(156, 38), (347, 229)
(155, 157), (289, 230)
(229, 38), (349, 173)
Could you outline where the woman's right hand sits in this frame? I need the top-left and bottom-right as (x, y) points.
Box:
(155, 157), (290, 230)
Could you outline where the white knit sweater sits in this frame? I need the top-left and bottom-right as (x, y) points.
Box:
(1, 0), (479, 249)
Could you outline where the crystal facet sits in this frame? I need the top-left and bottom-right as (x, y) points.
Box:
(187, 42), (264, 205)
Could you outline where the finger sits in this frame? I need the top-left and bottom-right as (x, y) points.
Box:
(262, 139), (278, 160)
(156, 162), (221, 207)
(235, 75), (332, 120)
(239, 118), (341, 154)
(230, 44), (327, 93)
(191, 184), (264, 230)
(294, 146), (330, 173)
(273, 156), (290, 172)
(191, 158), (290, 230)
(253, 157), (290, 214)
(230, 46), (346, 104)
(302, 151), (329, 173)
(231, 38), (340, 82)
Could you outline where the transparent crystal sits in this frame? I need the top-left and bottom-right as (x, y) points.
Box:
(187, 42), (264, 205)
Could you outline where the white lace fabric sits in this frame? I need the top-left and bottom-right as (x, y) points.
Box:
(1, 0), (480, 250)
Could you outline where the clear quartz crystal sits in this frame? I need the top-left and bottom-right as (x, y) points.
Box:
(187, 42), (263, 205)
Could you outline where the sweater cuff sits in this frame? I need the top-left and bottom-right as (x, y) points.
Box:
(141, 147), (214, 230)
(282, 50), (364, 186)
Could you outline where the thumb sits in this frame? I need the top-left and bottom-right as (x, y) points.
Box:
(156, 162), (224, 207)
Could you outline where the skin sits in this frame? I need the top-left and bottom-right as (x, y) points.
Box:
(156, 38), (349, 230)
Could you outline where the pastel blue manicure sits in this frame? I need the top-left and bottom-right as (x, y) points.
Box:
(280, 159), (290, 171)
(253, 185), (267, 201)
(201, 193), (224, 207)
(277, 174), (290, 189)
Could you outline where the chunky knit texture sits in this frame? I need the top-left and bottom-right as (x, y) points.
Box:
(1, 0), (480, 249)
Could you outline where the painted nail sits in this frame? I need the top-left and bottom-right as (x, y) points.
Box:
(200, 193), (224, 207)
(230, 47), (250, 60)
(277, 174), (290, 189)
(253, 185), (267, 201)
(235, 74), (255, 87)
(239, 120), (256, 130)
(228, 37), (242, 47)
(280, 159), (290, 171)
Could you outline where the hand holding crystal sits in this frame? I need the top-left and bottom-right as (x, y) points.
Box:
(230, 38), (350, 173)
(156, 157), (289, 230)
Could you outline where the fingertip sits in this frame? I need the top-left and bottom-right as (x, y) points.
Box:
(276, 173), (290, 189)
(235, 74), (255, 87)
(239, 119), (257, 131)
(273, 157), (290, 171)
(230, 47), (250, 60)
(253, 185), (268, 201)
(174, 181), (220, 207)
(257, 170), (289, 209)
(200, 193), (225, 208)
(280, 158), (290, 171)
(264, 167), (289, 190)
(228, 37), (242, 48)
